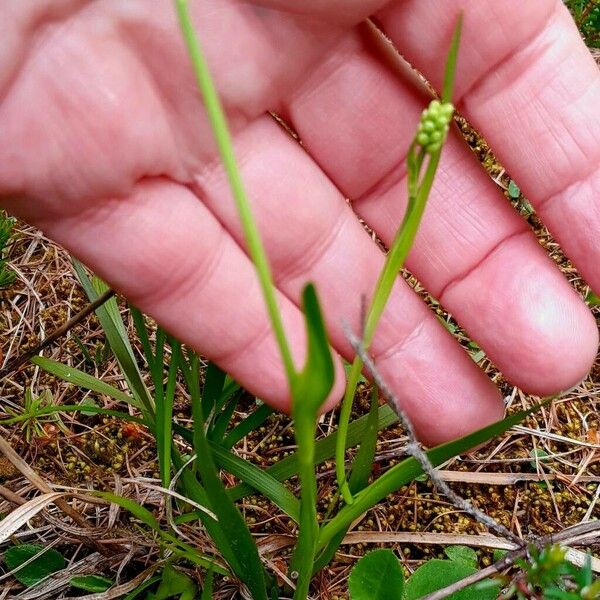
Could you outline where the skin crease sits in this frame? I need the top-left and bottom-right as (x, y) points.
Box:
(0, 1), (598, 445)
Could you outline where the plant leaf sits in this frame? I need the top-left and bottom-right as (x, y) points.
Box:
(292, 283), (335, 415)
(30, 356), (136, 407)
(444, 545), (478, 568)
(405, 559), (498, 600)
(155, 564), (196, 600)
(318, 401), (549, 552)
(70, 575), (113, 593)
(229, 405), (399, 501)
(348, 549), (404, 600)
(4, 544), (65, 587)
(72, 260), (154, 417)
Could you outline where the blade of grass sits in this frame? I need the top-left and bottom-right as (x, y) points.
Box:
(202, 362), (226, 422)
(72, 260), (155, 419)
(221, 402), (274, 450)
(95, 492), (227, 575)
(319, 401), (548, 553)
(156, 338), (180, 488)
(188, 355), (268, 599)
(228, 404), (399, 502)
(208, 393), (239, 443)
(129, 306), (156, 373)
(441, 13), (463, 103)
(313, 385), (381, 572)
(0, 405), (146, 427)
(30, 356), (137, 407)
(175, 441), (300, 523)
(175, 0), (295, 384)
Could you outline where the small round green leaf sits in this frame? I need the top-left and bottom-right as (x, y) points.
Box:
(444, 545), (478, 567)
(405, 559), (499, 600)
(4, 544), (65, 587)
(348, 549), (404, 600)
(70, 575), (113, 592)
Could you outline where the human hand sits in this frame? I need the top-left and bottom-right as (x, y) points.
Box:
(1, 1), (598, 445)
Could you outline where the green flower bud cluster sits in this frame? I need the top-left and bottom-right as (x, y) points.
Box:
(416, 99), (455, 154)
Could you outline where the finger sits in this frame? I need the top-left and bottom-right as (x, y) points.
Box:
(20, 177), (346, 412)
(280, 23), (598, 394)
(193, 115), (504, 445)
(376, 0), (600, 295)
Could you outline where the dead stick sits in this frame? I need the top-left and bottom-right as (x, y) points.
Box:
(345, 325), (525, 548)
(0, 289), (115, 380)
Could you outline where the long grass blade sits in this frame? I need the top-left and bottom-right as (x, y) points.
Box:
(30, 356), (137, 407)
(221, 402), (274, 450)
(0, 405), (145, 427)
(188, 357), (268, 599)
(95, 492), (227, 575)
(229, 405), (399, 502)
(319, 402), (549, 552)
(156, 339), (180, 488)
(72, 260), (154, 418)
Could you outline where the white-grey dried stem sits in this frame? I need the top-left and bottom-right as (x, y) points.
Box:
(344, 325), (525, 548)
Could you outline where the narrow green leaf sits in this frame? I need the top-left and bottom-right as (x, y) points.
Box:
(208, 392), (238, 443)
(441, 13), (463, 104)
(189, 362), (268, 599)
(202, 362), (227, 421)
(315, 387), (381, 573)
(319, 401), (548, 552)
(222, 402), (274, 450)
(130, 305), (156, 373)
(70, 575), (113, 593)
(156, 338), (180, 488)
(348, 549), (404, 600)
(349, 386), (380, 491)
(0, 404), (146, 428)
(4, 544), (65, 587)
(171, 427), (300, 521)
(30, 356), (137, 407)
(72, 260), (154, 418)
(201, 570), (214, 600)
(229, 405), (399, 502)
(94, 492), (227, 575)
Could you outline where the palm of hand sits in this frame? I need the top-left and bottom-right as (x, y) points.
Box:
(1, 0), (599, 444)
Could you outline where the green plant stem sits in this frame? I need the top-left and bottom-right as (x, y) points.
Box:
(175, 0), (295, 383)
(336, 148), (438, 503)
(289, 414), (319, 600)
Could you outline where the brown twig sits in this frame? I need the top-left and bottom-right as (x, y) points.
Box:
(0, 288), (115, 381)
(421, 520), (600, 600)
(345, 325), (525, 547)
